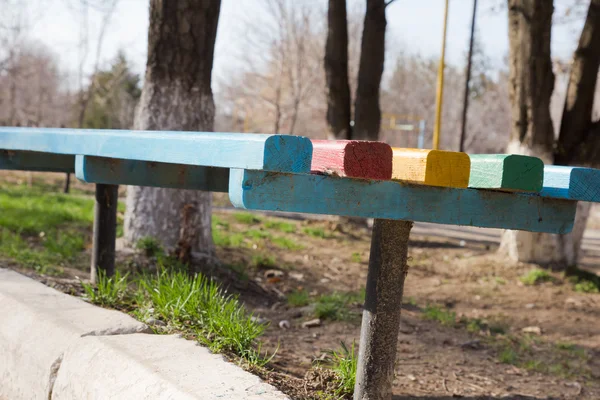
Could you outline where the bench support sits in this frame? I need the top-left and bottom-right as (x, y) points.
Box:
(355, 219), (413, 400)
(91, 184), (118, 283)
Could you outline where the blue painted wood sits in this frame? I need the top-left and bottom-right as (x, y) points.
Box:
(0, 150), (74, 173)
(541, 165), (600, 202)
(0, 127), (313, 173)
(229, 169), (576, 234)
(76, 155), (229, 192)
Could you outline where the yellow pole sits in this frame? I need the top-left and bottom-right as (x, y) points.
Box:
(433, 0), (449, 150)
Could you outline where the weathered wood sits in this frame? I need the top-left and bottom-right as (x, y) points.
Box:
(0, 150), (74, 173)
(91, 184), (118, 283)
(355, 219), (412, 400)
(392, 148), (470, 188)
(229, 169), (576, 233)
(75, 155), (229, 192)
(0, 127), (313, 173)
(468, 154), (544, 192)
(540, 165), (600, 202)
(311, 140), (392, 180)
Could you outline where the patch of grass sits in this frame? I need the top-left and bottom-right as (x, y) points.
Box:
(303, 227), (329, 239)
(225, 263), (249, 281)
(264, 220), (296, 233)
(139, 269), (266, 357)
(82, 270), (130, 307)
(328, 342), (358, 398)
(136, 236), (163, 257)
(212, 215), (230, 230)
(423, 304), (457, 327)
(245, 229), (273, 240)
(288, 289), (310, 307)
(520, 268), (555, 286)
(234, 212), (262, 225)
(251, 254), (277, 269)
(315, 291), (364, 321)
(213, 230), (245, 247)
(351, 252), (362, 263)
(498, 347), (518, 364)
(574, 279), (599, 293)
(271, 236), (304, 250)
(494, 277), (506, 285)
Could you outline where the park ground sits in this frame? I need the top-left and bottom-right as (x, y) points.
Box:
(1, 171), (600, 399)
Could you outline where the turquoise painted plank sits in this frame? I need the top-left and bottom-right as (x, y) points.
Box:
(541, 165), (600, 202)
(229, 170), (576, 234)
(0, 127), (313, 173)
(76, 155), (229, 192)
(0, 150), (74, 173)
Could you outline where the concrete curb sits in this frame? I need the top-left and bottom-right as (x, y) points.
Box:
(0, 269), (289, 400)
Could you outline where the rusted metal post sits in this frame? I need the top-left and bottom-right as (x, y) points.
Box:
(354, 218), (413, 400)
(91, 184), (118, 283)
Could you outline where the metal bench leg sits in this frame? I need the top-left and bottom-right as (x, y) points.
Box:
(91, 184), (118, 283)
(354, 219), (413, 400)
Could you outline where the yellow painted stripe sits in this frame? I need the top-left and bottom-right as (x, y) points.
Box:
(392, 148), (471, 188)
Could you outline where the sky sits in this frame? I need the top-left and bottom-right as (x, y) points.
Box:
(23, 0), (586, 89)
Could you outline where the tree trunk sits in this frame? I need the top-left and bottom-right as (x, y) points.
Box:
(124, 0), (220, 255)
(324, 0), (352, 140)
(500, 0), (600, 269)
(353, 0), (386, 141)
(555, 0), (600, 166)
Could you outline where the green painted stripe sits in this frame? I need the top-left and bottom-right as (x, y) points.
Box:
(468, 154), (544, 192)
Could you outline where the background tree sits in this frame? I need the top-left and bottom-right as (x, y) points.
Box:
(500, 0), (600, 268)
(124, 1), (221, 260)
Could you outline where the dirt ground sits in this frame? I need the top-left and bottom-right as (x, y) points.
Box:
(3, 172), (600, 399)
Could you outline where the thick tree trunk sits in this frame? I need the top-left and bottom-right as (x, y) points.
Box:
(353, 0), (386, 140)
(124, 0), (220, 255)
(501, 0), (599, 269)
(555, 0), (600, 166)
(325, 0), (352, 140)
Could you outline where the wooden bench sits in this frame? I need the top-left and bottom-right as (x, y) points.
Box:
(0, 126), (597, 400)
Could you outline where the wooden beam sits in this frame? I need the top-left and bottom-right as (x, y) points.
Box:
(0, 150), (74, 173)
(310, 140), (392, 180)
(391, 148), (470, 188)
(0, 127), (313, 173)
(229, 169), (576, 233)
(541, 165), (600, 202)
(75, 156), (229, 192)
(468, 154), (544, 192)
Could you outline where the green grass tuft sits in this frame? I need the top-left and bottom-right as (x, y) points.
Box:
(288, 289), (310, 307)
(574, 279), (599, 293)
(423, 304), (457, 327)
(328, 342), (358, 397)
(271, 236), (304, 250)
(351, 252), (362, 263)
(136, 236), (163, 257)
(264, 220), (296, 233)
(303, 227), (330, 239)
(520, 268), (554, 286)
(251, 254), (277, 269)
(315, 291), (364, 321)
(82, 270), (130, 307)
(234, 212), (262, 224)
(139, 269), (266, 356)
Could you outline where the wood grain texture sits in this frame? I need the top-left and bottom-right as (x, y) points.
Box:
(391, 148), (470, 188)
(0, 150), (74, 173)
(0, 127), (313, 173)
(541, 165), (600, 202)
(310, 140), (392, 179)
(468, 154), (544, 192)
(229, 169), (576, 233)
(75, 155), (229, 192)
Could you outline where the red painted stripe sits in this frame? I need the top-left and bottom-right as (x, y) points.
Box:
(310, 140), (393, 180)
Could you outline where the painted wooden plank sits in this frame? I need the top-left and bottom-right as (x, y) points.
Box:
(75, 155), (229, 192)
(468, 154), (544, 192)
(228, 169), (576, 234)
(541, 165), (600, 202)
(310, 140), (393, 180)
(391, 148), (470, 188)
(0, 127), (313, 173)
(0, 150), (74, 173)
